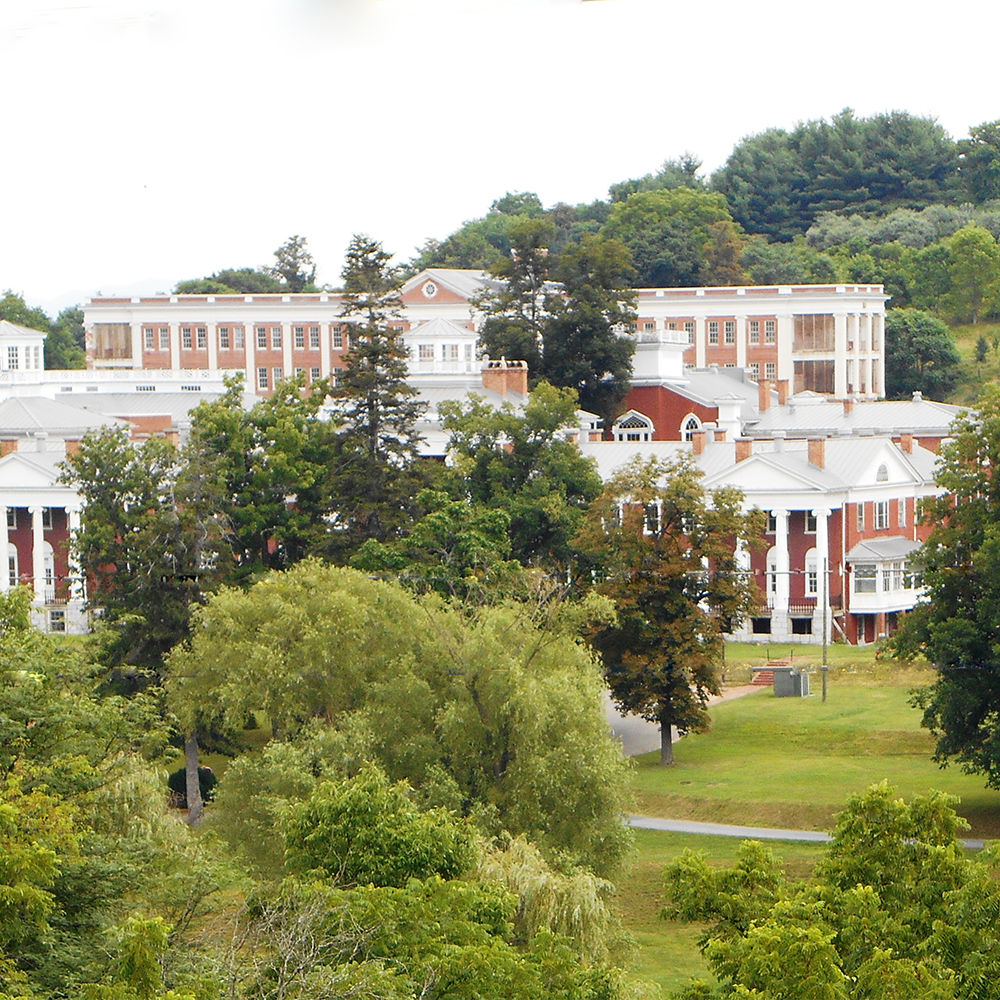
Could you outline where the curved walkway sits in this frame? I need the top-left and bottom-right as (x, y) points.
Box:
(626, 814), (986, 850)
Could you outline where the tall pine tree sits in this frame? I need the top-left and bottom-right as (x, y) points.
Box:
(327, 235), (426, 556)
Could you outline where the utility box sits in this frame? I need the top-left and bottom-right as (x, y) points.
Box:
(773, 666), (809, 697)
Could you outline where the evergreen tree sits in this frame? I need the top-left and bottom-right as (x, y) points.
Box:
(327, 235), (426, 554)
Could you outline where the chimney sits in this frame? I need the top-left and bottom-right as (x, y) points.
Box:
(758, 378), (771, 412)
(843, 398), (854, 416)
(714, 427), (727, 443)
(482, 358), (529, 397)
(735, 438), (753, 463)
(777, 379), (790, 406)
(773, 430), (786, 453)
(35, 432), (48, 453)
(900, 432), (914, 454)
(691, 429), (707, 455)
(912, 390), (923, 403)
(808, 438), (825, 469)
(0, 440), (16, 458)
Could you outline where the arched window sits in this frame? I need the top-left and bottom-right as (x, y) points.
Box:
(804, 547), (819, 597)
(612, 410), (653, 442)
(682, 414), (701, 441)
(876, 463), (889, 482)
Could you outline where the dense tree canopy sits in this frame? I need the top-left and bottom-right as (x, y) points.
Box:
(665, 783), (1000, 1000)
(892, 385), (1000, 787)
(883, 308), (961, 400)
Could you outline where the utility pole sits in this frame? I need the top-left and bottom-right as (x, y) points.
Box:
(822, 556), (829, 703)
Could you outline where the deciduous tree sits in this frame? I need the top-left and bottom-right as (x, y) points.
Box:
(578, 455), (762, 765)
(883, 308), (961, 400)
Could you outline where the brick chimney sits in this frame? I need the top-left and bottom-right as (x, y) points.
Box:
(714, 428), (728, 443)
(758, 379), (771, 412)
(899, 432), (914, 454)
(735, 438), (753, 463)
(843, 398), (854, 416)
(691, 429), (707, 455)
(776, 379), (790, 406)
(482, 358), (529, 397)
(808, 438), (825, 469)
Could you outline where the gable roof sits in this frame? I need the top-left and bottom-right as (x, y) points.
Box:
(846, 537), (922, 562)
(401, 269), (489, 302)
(0, 319), (47, 340)
(0, 396), (127, 436)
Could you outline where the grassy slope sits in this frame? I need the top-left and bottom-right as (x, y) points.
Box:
(620, 660), (1000, 995)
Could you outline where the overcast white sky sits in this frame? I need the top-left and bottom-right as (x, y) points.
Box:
(3, 0), (998, 314)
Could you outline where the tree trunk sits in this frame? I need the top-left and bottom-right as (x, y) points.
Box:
(660, 714), (674, 766)
(185, 731), (204, 825)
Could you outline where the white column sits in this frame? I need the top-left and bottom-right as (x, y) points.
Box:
(872, 313), (885, 397)
(320, 322), (332, 378)
(776, 313), (793, 385)
(66, 506), (83, 602)
(170, 323), (181, 370)
(735, 314), (747, 369)
(244, 319), (256, 389)
(770, 508), (790, 639)
(282, 322), (293, 384)
(834, 313), (848, 398)
(812, 507), (831, 644)
(0, 505), (8, 594)
(207, 322), (219, 371)
(129, 322), (143, 369)
(694, 317), (706, 368)
(29, 506), (44, 602)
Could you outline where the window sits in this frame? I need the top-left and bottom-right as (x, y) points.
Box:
(8, 554), (16, 588)
(465, 344), (473, 361)
(48, 609), (65, 633)
(144, 328), (155, 350)
(765, 319), (776, 343)
(271, 326), (282, 349)
(182, 327), (192, 350)
(333, 326), (343, 349)
(42, 508), (53, 529)
(6, 508), (15, 529)
(855, 564), (877, 593)
(295, 367), (305, 378)
(807, 566), (818, 595)
(668, 322), (677, 330)
(137, 385), (155, 392)
(765, 362), (776, 380)
(234, 326), (245, 349)
(273, 367), (284, 385)
(749, 362), (760, 379)
(685, 321), (695, 344)
(643, 503), (660, 535)
(643, 321), (655, 331)
(294, 326), (305, 348)
(708, 321), (719, 345)
(7, 346), (18, 370)
(180, 384), (202, 391)
(309, 325), (320, 349)
(892, 561), (904, 590)
(876, 463), (889, 482)
(857, 503), (865, 531)
(310, 366), (320, 381)
(749, 319), (760, 344)
(766, 514), (776, 534)
(196, 326), (207, 349)
(805, 511), (817, 533)
(219, 326), (230, 349)
(257, 327), (267, 349)
(682, 415), (700, 441)
(418, 344), (434, 361)
(724, 362), (736, 368)
(159, 327), (169, 349)
(875, 500), (889, 530)
(898, 500), (907, 528)
(33, 346), (40, 369)
(447, 344), (459, 361)
(257, 367), (268, 389)
(724, 320), (735, 344)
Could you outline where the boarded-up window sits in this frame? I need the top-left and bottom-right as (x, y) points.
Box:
(93, 323), (132, 360)
(794, 359), (835, 394)
(793, 314), (835, 352)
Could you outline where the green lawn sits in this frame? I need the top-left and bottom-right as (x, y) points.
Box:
(630, 664), (1000, 837)
(619, 830), (828, 996)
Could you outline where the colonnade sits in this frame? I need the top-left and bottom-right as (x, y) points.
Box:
(0, 504), (83, 602)
(765, 506), (832, 640)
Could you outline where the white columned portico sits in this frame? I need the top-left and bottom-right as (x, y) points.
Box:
(0, 505), (8, 594)
(66, 506), (83, 602)
(29, 506), (44, 602)
(834, 313), (848, 397)
(812, 507), (832, 643)
(772, 508), (790, 636)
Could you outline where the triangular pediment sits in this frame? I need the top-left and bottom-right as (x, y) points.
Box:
(400, 269), (488, 306)
(0, 452), (65, 489)
(705, 455), (826, 493)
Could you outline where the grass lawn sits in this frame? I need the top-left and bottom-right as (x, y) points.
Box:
(630, 662), (1000, 838)
(619, 830), (828, 996)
